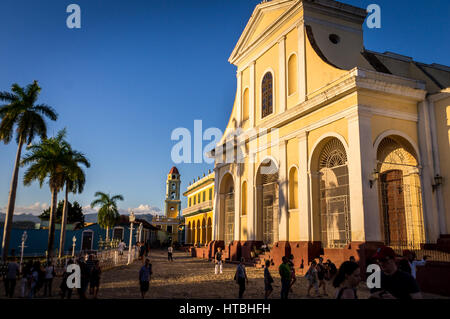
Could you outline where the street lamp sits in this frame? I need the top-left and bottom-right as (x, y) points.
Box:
(72, 236), (77, 257)
(19, 231), (27, 272)
(127, 212), (135, 265)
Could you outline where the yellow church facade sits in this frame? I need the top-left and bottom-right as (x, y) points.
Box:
(182, 171), (215, 246)
(208, 0), (450, 266)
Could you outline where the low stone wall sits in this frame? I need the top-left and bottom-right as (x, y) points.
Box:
(416, 261), (450, 296)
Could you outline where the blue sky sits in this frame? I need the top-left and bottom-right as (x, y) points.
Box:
(0, 0), (449, 216)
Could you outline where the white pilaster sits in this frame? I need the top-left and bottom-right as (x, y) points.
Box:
(247, 143), (256, 240)
(298, 131), (311, 241)
(249, 61), (256, 128)
(417, 100), (440, 241)
(234, 165), (241, 241)
(212, 169), (220, 240)
(278, 140), (289, 241)
(347, 109), (381, 242)
(236, 71), (242, 126)
(297, 23), (306, 103)
(278, 36), (286, 113)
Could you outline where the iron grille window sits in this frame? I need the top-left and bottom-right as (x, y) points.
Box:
(319, 139), (351, 248)
(224, 193), (235, 244)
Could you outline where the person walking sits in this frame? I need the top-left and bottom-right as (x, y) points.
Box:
(279, 256), (291, 299)
(333, 261), (361, 299)
(60, 259), (74, 299)
(306, 260), (319, 297)
(139, 258), (152, 299)
(20, 260), (32, 298)
(235, 257), (248, 299)
(214, 247), (223, 275)
(4, 257), (19, 298)
(168, 245), (174, 262)
(77, 257), (89, 299)
(118, 240), (126, 256)
(288, 254), (296, 292)
(43, 260), (55, 297)
(326, 259), (338, 282)
(264, 260), (274, 299)
(403, 250), (428, 279)
(89, 260), (101, 299)
(28, 261), (40, 299)
(317, 257), (328, 296)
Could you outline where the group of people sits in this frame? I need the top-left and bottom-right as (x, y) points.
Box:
(3, 257), (56, 298)
(59, 254), (102, 299)
(212, 244), (428, 299)
(2, 253), (102, 299)
(324, 247), (427, 299)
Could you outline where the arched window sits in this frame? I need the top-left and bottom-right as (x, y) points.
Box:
(318, 138), (350, 248)
(288, 54), (297, 95)
(261, 72), (273, 118)
(241, 181), (247, 216)
(242, 88), (249, 121)
(289, 166), (298, 209)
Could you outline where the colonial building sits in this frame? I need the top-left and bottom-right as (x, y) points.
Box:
(182, 170), (214, 246)
(209, 0), (450, 266)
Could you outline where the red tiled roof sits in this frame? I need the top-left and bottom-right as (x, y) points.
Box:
(169, 166), (179, 175)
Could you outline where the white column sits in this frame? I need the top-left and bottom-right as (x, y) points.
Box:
(247, 144), (256, 240)
(278, 36), (287, 113)
(236, 71), (242, 126)
(298, 131), (310, 241)
(418, 100), (440, 241)
(212, 169), (220, 240)
(278, 140), (289, 241)
(234, 165), (241, 241)
(347, 109), (381, 242)
(428, 97), (447, 235)
(297, 23), (306, 103)
(249, 61), (256, 128)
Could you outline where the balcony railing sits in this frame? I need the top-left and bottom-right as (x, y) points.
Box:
(183, 200), (213, 215)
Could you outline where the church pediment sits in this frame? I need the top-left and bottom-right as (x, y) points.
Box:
(229, 0), (296, 65)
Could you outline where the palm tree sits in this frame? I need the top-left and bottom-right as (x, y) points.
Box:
(0, 81), (57, 260)
(21, 129), (70, 259)
(59, 145), (90, 258)
(91, 192), (124, 241)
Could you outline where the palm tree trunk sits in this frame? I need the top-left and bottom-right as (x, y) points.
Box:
(106, 226), (110, 241)
(1, 136), (24, 261)
(59, 184), (69, 258)
(47, 187), (58, 260)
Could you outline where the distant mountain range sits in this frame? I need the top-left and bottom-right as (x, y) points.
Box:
(0, 212), (41, 223)
(0, 212), (156, 225)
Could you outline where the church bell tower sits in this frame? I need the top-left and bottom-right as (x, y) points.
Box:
(165, 166), (181, 218)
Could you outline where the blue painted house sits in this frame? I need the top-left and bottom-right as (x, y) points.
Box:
(0, 215), (159, 257)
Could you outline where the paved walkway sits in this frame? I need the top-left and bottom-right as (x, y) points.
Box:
(1, 249), (447, 299)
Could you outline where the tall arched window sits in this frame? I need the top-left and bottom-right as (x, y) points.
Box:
(288, 54), (297, 95)
(242, 88), (249, 121)
(241, 181), (247, 216)
(261, 72), (273, 118)
(289, 166), (298, 209)
(318, 138), (350, 248)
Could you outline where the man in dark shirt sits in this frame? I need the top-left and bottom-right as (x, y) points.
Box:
(370, 246), (422, 299)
